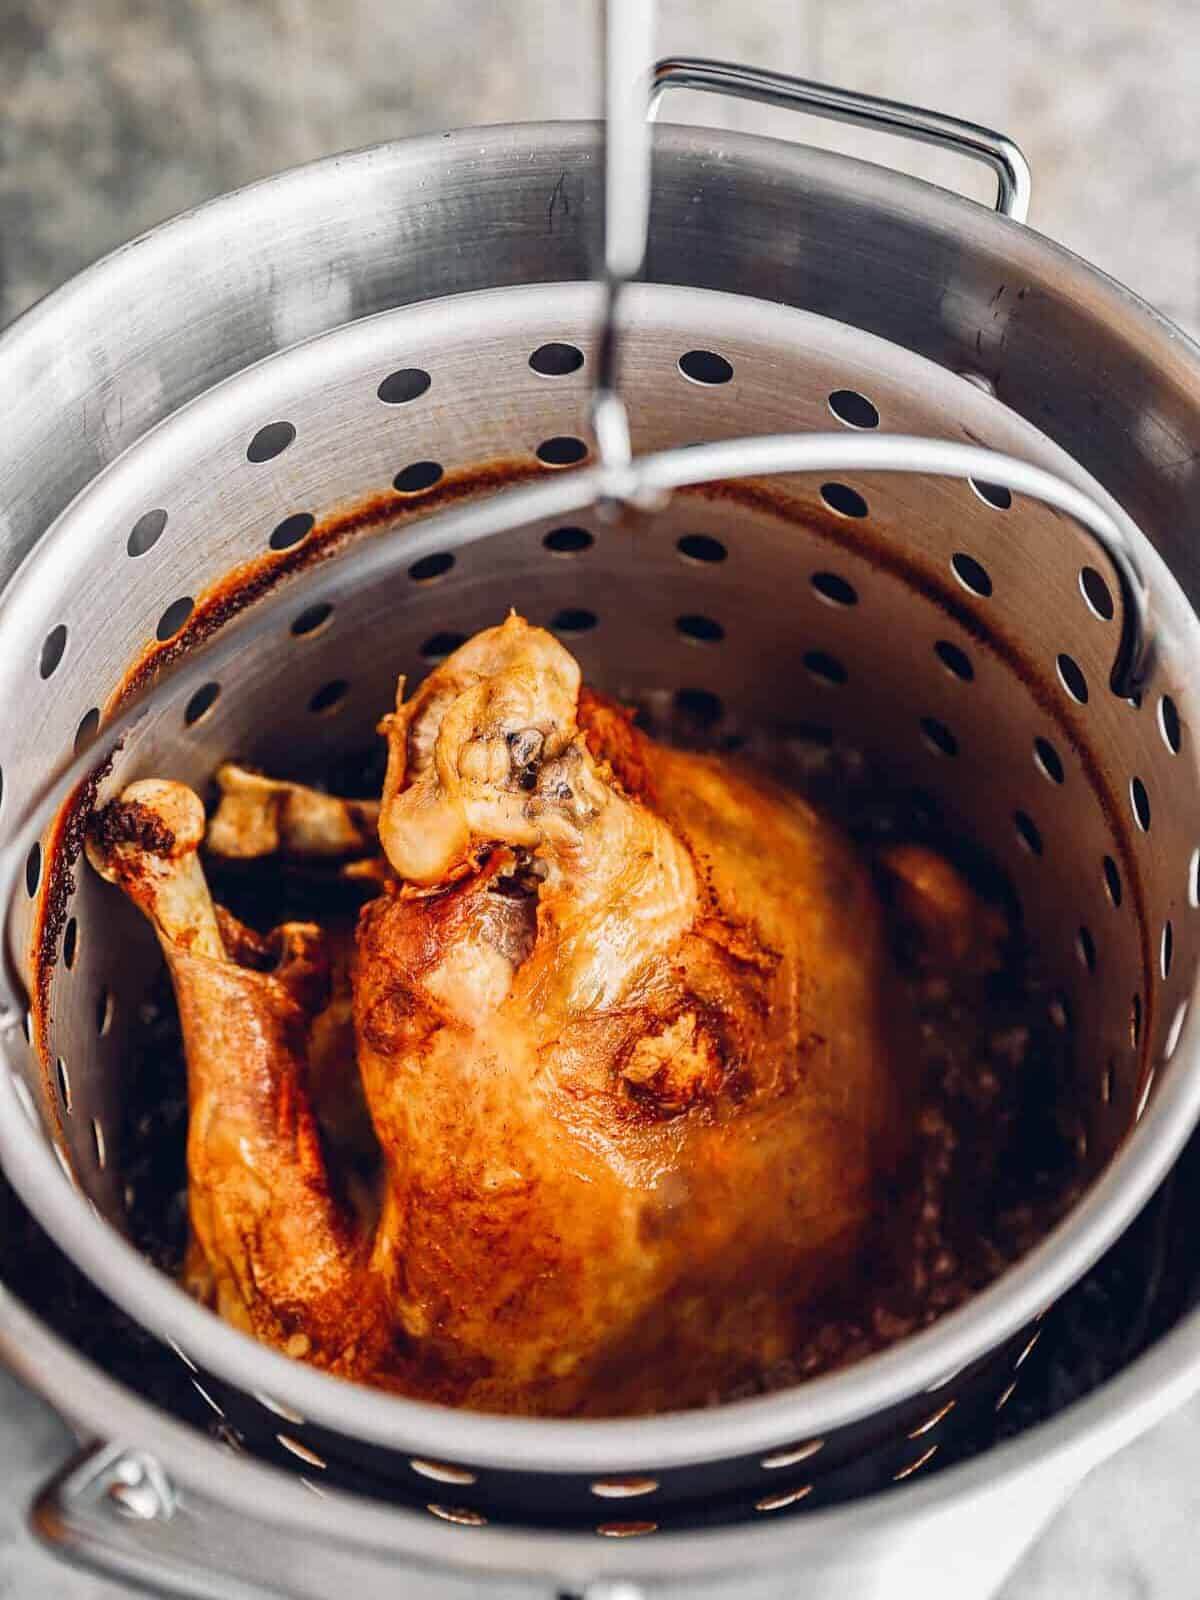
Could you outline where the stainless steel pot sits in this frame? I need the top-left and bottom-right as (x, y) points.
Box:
(1, 79), (1200, 1599)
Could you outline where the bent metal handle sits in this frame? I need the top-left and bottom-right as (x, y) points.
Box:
(649, 56), (1033, 222)
(0, 435), (1153, 1476)
(0, 433), (1149, 1027)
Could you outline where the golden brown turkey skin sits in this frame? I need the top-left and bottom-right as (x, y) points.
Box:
(88, 617), (923, 1416)
(353, 616), (918, 1413)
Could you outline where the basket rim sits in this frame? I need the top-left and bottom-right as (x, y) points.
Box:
(0, 437), (1196, 1475)
(2, 120), (1200, 1481)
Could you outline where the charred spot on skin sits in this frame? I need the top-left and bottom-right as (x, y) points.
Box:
(92, 799), (177, 857)
(619, 1009), (730, 1119)
(726, 1069), (756, 1105)
(488, 849), (543, 901)
(505, 727), (545, 793)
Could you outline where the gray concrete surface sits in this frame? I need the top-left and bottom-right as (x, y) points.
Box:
(1, 2), (1199, 1596)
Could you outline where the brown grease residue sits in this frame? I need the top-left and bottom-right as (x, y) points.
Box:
(31, 459), (1153, 1125)
(113, 458), (545, 710)
(31, 457), (544, 1073)
(32, 745), (117, 1105)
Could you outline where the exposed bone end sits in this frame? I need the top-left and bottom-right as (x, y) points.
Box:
(87, 779), (206, 880)
(208, 763), (379, 861)
(87, 780), (223, 959)
(207, 765), (283, 858)
(378, 614), (581, 885)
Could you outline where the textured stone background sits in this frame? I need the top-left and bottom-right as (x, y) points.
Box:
(1, 2), (1199, 1596)
(1, 0), (1198, 335)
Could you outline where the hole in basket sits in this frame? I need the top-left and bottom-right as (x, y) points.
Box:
(96, 986), (113, 1036)
(1160, 695), (1182, 754)
(811, 571), (858, 607)
(1076, 926), (1096, 973)
(1103, 855), (1123, 907)
(1056, 654), (1089, 704)
(156, 597), (194, 642)
(1048, 992), (1070, 1030)
(1080, 566), (1115, 621)
(894, 1445), (939, 1481)
(1034, 737), (1064, 784)
(39, 624), (67, 679)
(1162, 920), (1174, 979)
(92, 1116), (106, 1169)
(247, 421), (296, 462)
(377, 367), (431, 405)
(920, 717), (957, 757)
(253, 1390), (304, 1424)
(394, 460), (444, 494)
(934, 640), (973, 681)
(309, 681), (349, 716)
(552, 608), (598, 636)
(544, 525), (594, 555)
(269, 513), (314, 552)
(420, 632), (468, 662)
(408, 552), (455, 584)
(1132, 993), (1143, 1048)
(820, 482), (868, 519)
(1014, 811), (1042, 856)
(762, 1440), (824, 1469)
(1101, 1060), (1114, 1103)
(185, 683), (221, 726)
(409, 1459), (477, 1486)
(995, 1380), (1019, 1413)
(828, 389), (879, 429)
(590, 1478), (659, 1499)
(1131, 776), (1151, 831)
(63, 917), (78, 970)
(428, 1504), (487, 1527)
(1166, 1000), (1189, 1060)
(25, 843), (41, 898)
(676, 613), (724, 644)
(678, 349), (733, 385)
(56, 1057), (70, 1112)
(951, 553), (992, 597)
(276, 1435), (327, 1469)
(673, 688), (723, 727)
(805, 650), (848, 686)
(1191, 848), (1200, 909)
(596, 1520), (658, 1538)
(291, 603), (333, 638)
(677, 533), (727, 564)
(910, 1399), (958, 1438)
(536, 436), (588, 467)
(755, 1485), (813, 1512)
(968, 479), (1012, 510)
(74, 707), (101, 753)
(127, 508), (167, 557)
(530, 342), (585, 376)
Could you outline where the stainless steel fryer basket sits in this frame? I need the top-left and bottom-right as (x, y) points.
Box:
(0, 264), (1197, 1531)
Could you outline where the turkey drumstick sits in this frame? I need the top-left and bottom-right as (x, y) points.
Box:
(88, 616), (921, 1415)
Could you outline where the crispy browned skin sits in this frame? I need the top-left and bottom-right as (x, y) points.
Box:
(89, 617), (925, 1415)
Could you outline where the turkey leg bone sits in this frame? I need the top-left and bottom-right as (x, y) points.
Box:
(88, 780), (383, 1367)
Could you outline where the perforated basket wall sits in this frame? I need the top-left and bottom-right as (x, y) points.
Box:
(2, 280), (1199, 1533)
